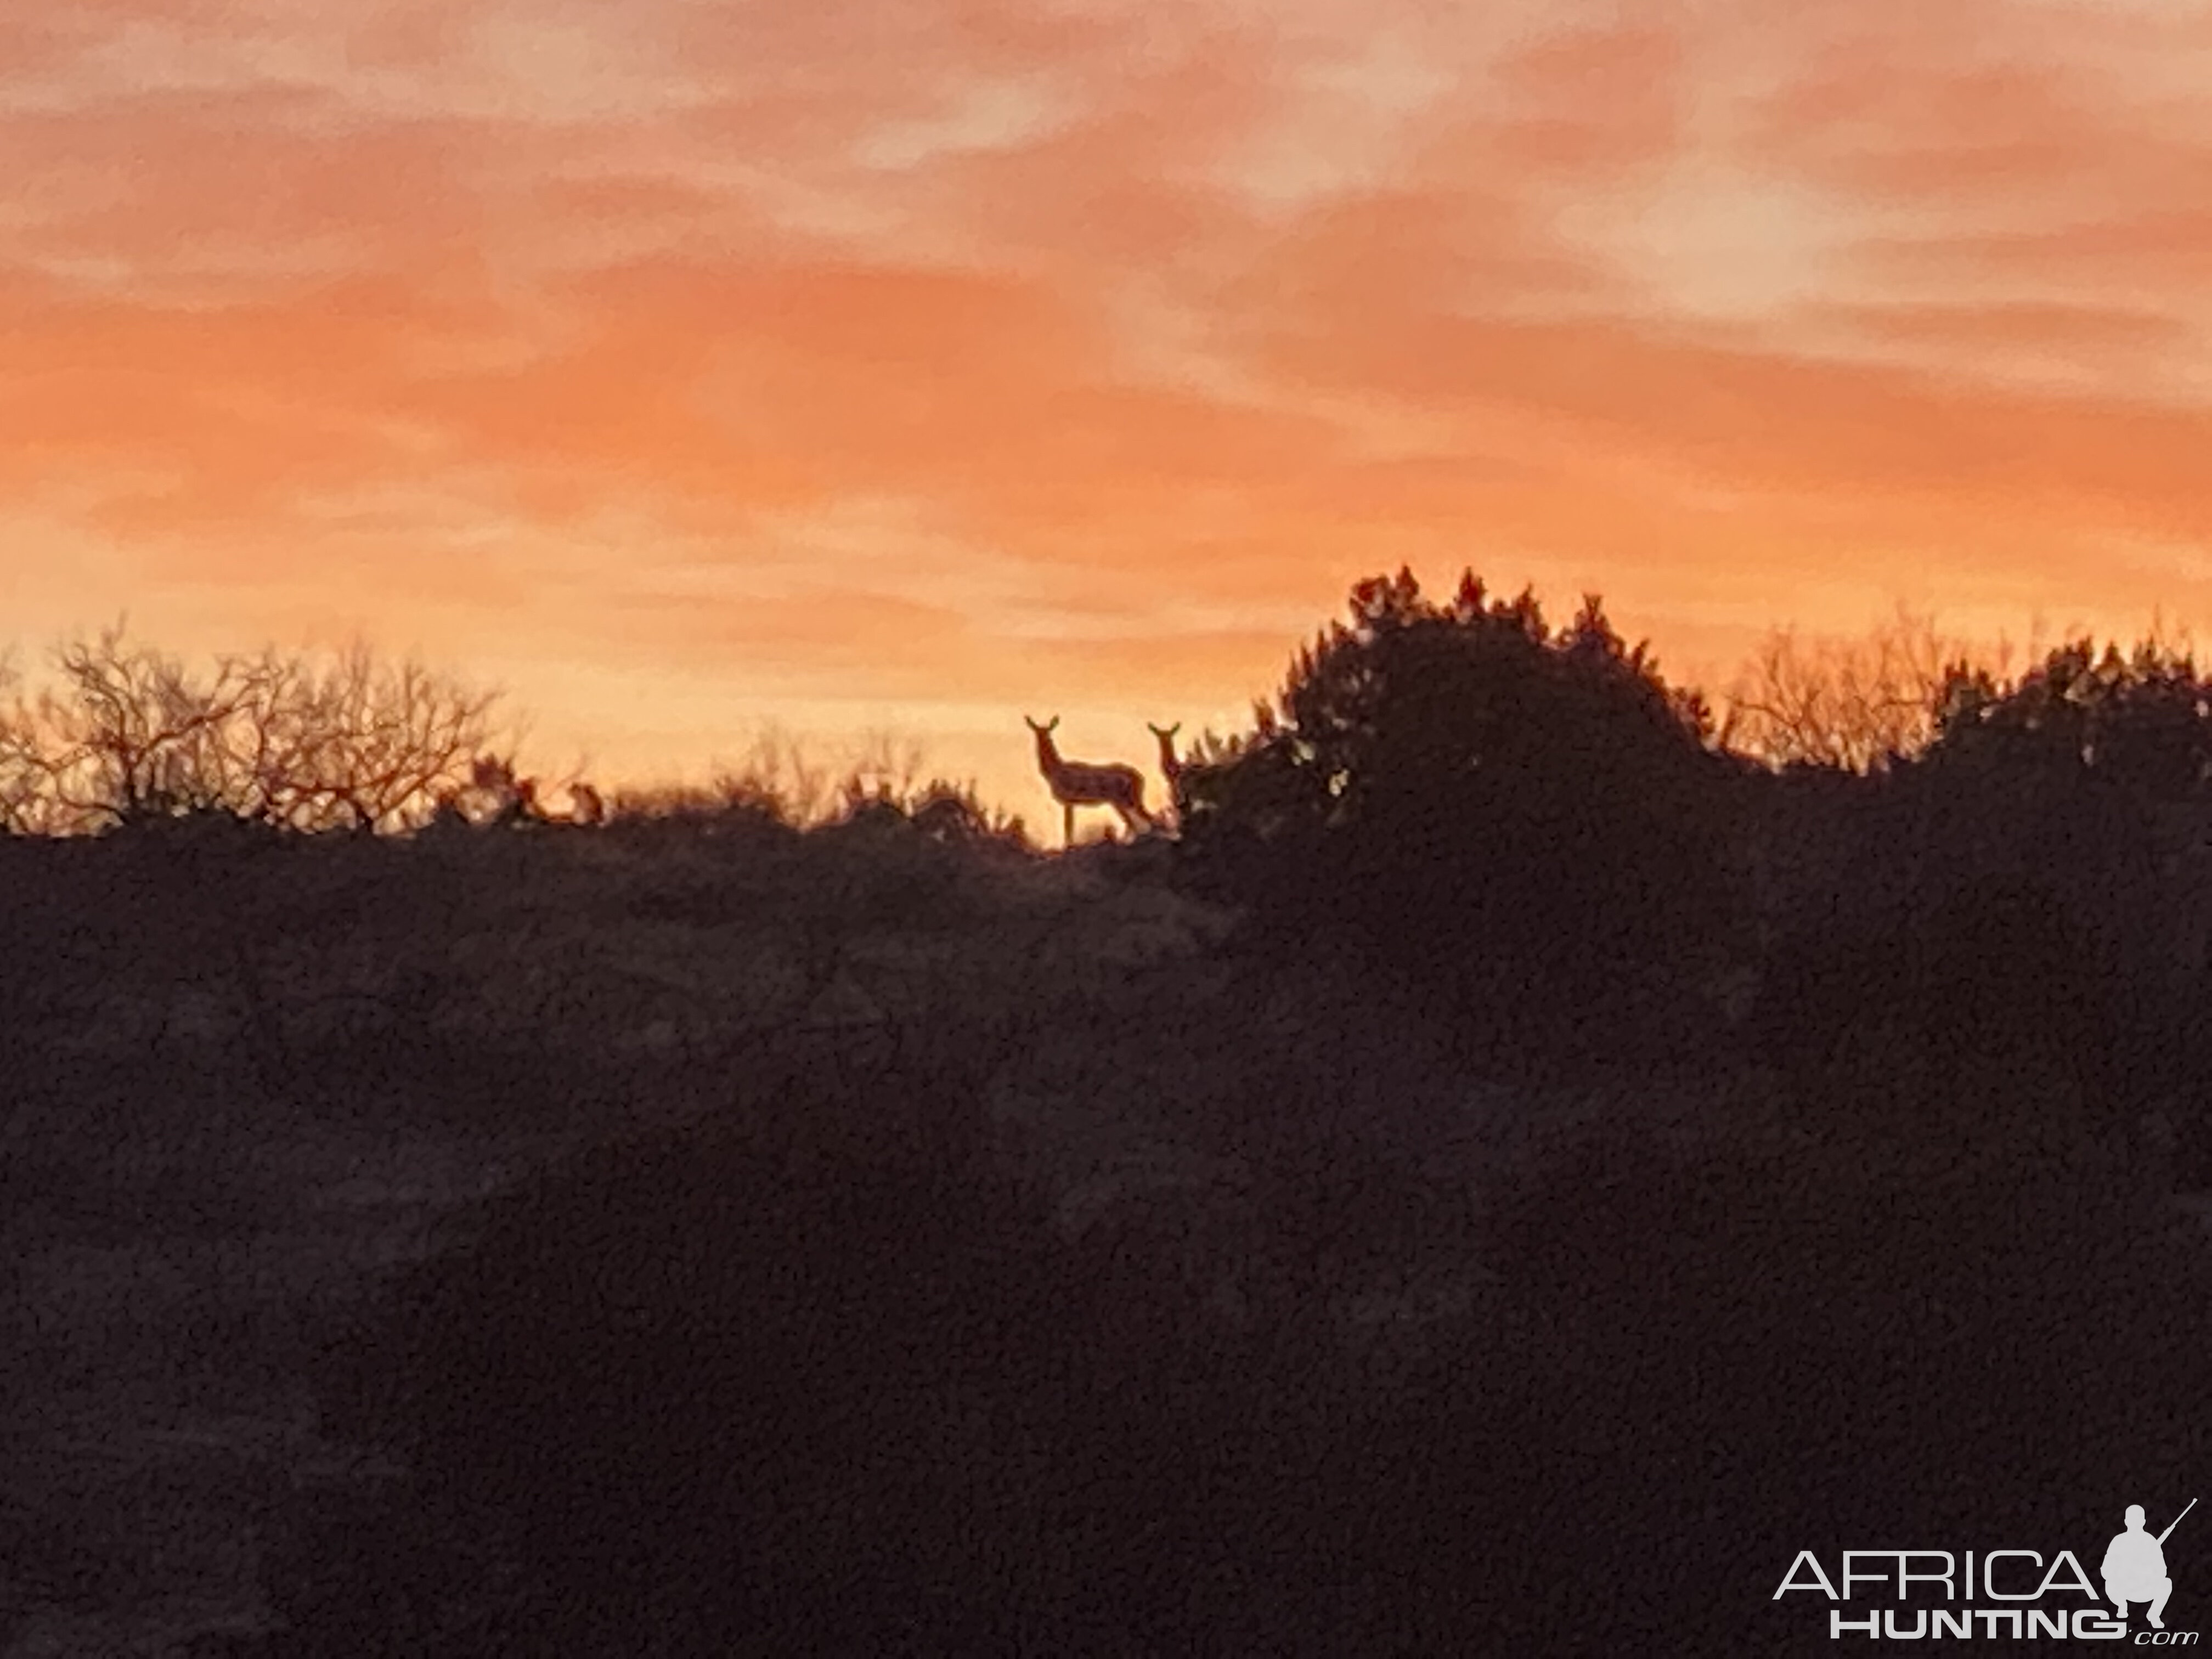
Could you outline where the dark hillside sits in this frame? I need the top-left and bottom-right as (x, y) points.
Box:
(8, 590), (2212, 1652)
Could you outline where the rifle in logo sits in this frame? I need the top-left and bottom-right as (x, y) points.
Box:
(2164, 1500), (2200, 1546)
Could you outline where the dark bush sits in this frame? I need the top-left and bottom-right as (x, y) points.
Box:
(1182, 570), (1747, 1060)
(1927, 634), (2212, 800)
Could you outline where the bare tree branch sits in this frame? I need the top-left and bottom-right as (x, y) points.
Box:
(3, 623), (505, 833)
(1722, 605), (1993, 772)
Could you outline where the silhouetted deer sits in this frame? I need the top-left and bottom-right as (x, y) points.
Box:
(1148, 721), (1183, 788)
(1148, 721), (1187, 824)
(1025, 716), (1154, 847)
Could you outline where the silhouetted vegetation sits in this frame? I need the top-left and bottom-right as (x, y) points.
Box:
(1928, 631), (2212, 796)
(1180, 568), (1750, 1068)
(10, 577), (2212, 1654)
(1721, 603), (1979, 770)
(0, 622), (505, 834)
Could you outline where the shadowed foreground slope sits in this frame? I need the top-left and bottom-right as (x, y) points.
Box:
(274, 879), (2211, 1655)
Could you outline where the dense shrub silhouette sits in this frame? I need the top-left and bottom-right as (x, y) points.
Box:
(1755, 872), (2141, 1151)
(1927, 634), (2212, 799)
(247, 1045), (2212, 1654)
(1832, 753), (2185, 1116)
(286, 1040), (1554, 1652)
(1183, 569), (1747, 1059)
(292, 1045), (1297, 1651)
(1899, 635), (2212, 1165)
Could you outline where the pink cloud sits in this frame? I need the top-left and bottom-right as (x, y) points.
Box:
(5, 0), (2212, 806)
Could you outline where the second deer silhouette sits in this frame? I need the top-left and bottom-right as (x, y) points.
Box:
(1148, 721), (1183, 785)
(1026, 715), (1155, 847)
(1150, 720), (1187, 786)
(1148, 721), (1187, 821)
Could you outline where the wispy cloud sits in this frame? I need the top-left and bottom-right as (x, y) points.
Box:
(5, 0), (2212, 804)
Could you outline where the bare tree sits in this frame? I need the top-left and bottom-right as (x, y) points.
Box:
(1721, 606), (2000, 772)
(30, 622), (272, 827)
(257, 643), (501, 832)
(3, 623), (506, 833)
(0, 651), (43, 833)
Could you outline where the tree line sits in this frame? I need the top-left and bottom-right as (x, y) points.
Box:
(0, 623), (1024, 840)
(5, 587), (2205, 840)
(1173, 568), (2212, 1087)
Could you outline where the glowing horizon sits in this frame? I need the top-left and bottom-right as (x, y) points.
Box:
(8, 1), (2212, 822)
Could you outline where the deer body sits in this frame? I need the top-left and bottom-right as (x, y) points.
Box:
(1026, 716), (1154, 846)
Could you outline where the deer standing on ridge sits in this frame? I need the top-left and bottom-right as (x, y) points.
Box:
(1148, 721), (1185, 822)
(1025, 716), (1154, 847)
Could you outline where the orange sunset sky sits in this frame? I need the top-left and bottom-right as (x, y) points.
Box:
(7, 0), (2212, 820)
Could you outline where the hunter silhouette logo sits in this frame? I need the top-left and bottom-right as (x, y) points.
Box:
(2106, 1499), (2194, 1631)
(1775, 1498), (2199, 1641)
